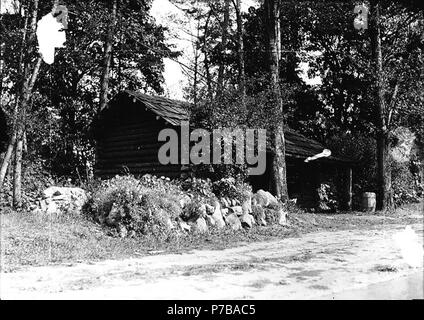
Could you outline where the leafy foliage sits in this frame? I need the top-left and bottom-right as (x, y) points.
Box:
(89, 175), (182, 238)
(1, 0), (176, 180)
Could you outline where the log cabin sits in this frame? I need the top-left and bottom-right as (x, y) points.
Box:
(92, 90), (354, 210)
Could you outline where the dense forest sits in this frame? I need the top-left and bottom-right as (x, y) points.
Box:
(0, 0), (423, 212)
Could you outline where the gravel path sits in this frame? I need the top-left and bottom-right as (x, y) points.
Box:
(1, 222), (423, 299)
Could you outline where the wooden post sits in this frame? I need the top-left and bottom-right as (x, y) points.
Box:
(345, 166), (353, 211)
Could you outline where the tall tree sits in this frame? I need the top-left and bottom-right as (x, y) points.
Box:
(0, 1), (29, 188)
(265, 0), (288, 200)
(233, 0), (246, 98)
(369, 0), (392, 210)
(217, 0), (230, 92)
(98, 0), (118, 112)
(13, 0), (42, 208)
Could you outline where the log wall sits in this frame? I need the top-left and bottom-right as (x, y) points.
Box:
(94, 97), (186, 179)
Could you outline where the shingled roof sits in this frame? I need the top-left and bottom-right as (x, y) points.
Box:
(125, 90), (189, 126)
(106, 91), (351, 164)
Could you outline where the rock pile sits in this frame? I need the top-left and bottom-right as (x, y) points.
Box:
(29, 184), (289, 236)
(180, 189), (289, 234)
(31, 186), (88, 215)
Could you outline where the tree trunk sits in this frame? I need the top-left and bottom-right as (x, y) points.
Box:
(12, 0), (41, 208)
(234, 0), (246, 100)
(13, 56), (42, 208)
(265, 0), (288, 200)
(0, 3), (29, 189)
(99, 0), (118, 112)
(202, 11), (213, 98)
(217, 0), (230, 93)
(369, 0), (393, 210)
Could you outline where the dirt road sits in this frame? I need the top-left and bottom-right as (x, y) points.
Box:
(1, 221), (423, 299)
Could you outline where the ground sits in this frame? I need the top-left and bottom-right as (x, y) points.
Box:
(0, 202), (423, 299)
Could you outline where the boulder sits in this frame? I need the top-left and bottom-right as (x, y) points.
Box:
(179, 195), (191, 209)
(205, 204), (215, 215)
(230, 206), (243, 216)
(240, 213), (255, 229)
(251, 204), (267, 226)
(221, 208), (229, 217)
(225, 213), (242, 231)
(221, 197), (230, 208)
(192, 217), (208, 233)
(211, 206), (226, 229)
(198, 204), (207, 217)
(252, 189), (278, 208)
(241, 196), (252, 214)
(205, 214), (215, 227)
(179, 220), (191, 232)
(35, 186), (88, 215)
(278, 208), (289, 226)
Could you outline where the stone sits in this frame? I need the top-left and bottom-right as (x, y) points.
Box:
(251, 204), (266, 226)
(179, 195), (191, 209)
(205, 214), (215, 227)
(205, 204), (215, 215)
(46, 201), (58, 215)
(192, 217), (208, 233)
(165, 216), (176, 230)
(278, 208), (289, 226)
(241, 197), (252, 214)
(180, 220), (191, 232)
(221, 198), (229, 208)
(220, 208), (229, 216)
(225, 213), (242, 231)
(198, 204), (207, 217)
(212, 206), (226, 229)
(230, 206), (243, 216)
(252, 189), (278, 208)
(240, 213), (255, 229)
(38, 186), (88, 215)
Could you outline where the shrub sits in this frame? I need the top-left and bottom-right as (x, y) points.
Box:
(89, 175), (182, 239)
(0, 156), (57, 209)
(180, 177), (214, 198)
(392, 161), (421, 207)
(317, 183), (338, 212)
(211, 177), (252, 203)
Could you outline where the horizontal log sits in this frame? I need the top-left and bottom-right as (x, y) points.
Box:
(101, 132), (161, 142)
(97, 142), (164, 153)
(103, 124), (163, 135)
(99, 131), (163, 143)
(97, 149), (162, 160)
(96, 156), (161, 166)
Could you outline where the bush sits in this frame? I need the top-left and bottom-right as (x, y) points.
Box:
(0, 156), (57, 209)
(317, 183), (338, 212)
(392, 161), (422, 207)
(211, 177), (252, 203)
(89, 175), (182, 239)
(180, 177), (214, 198)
